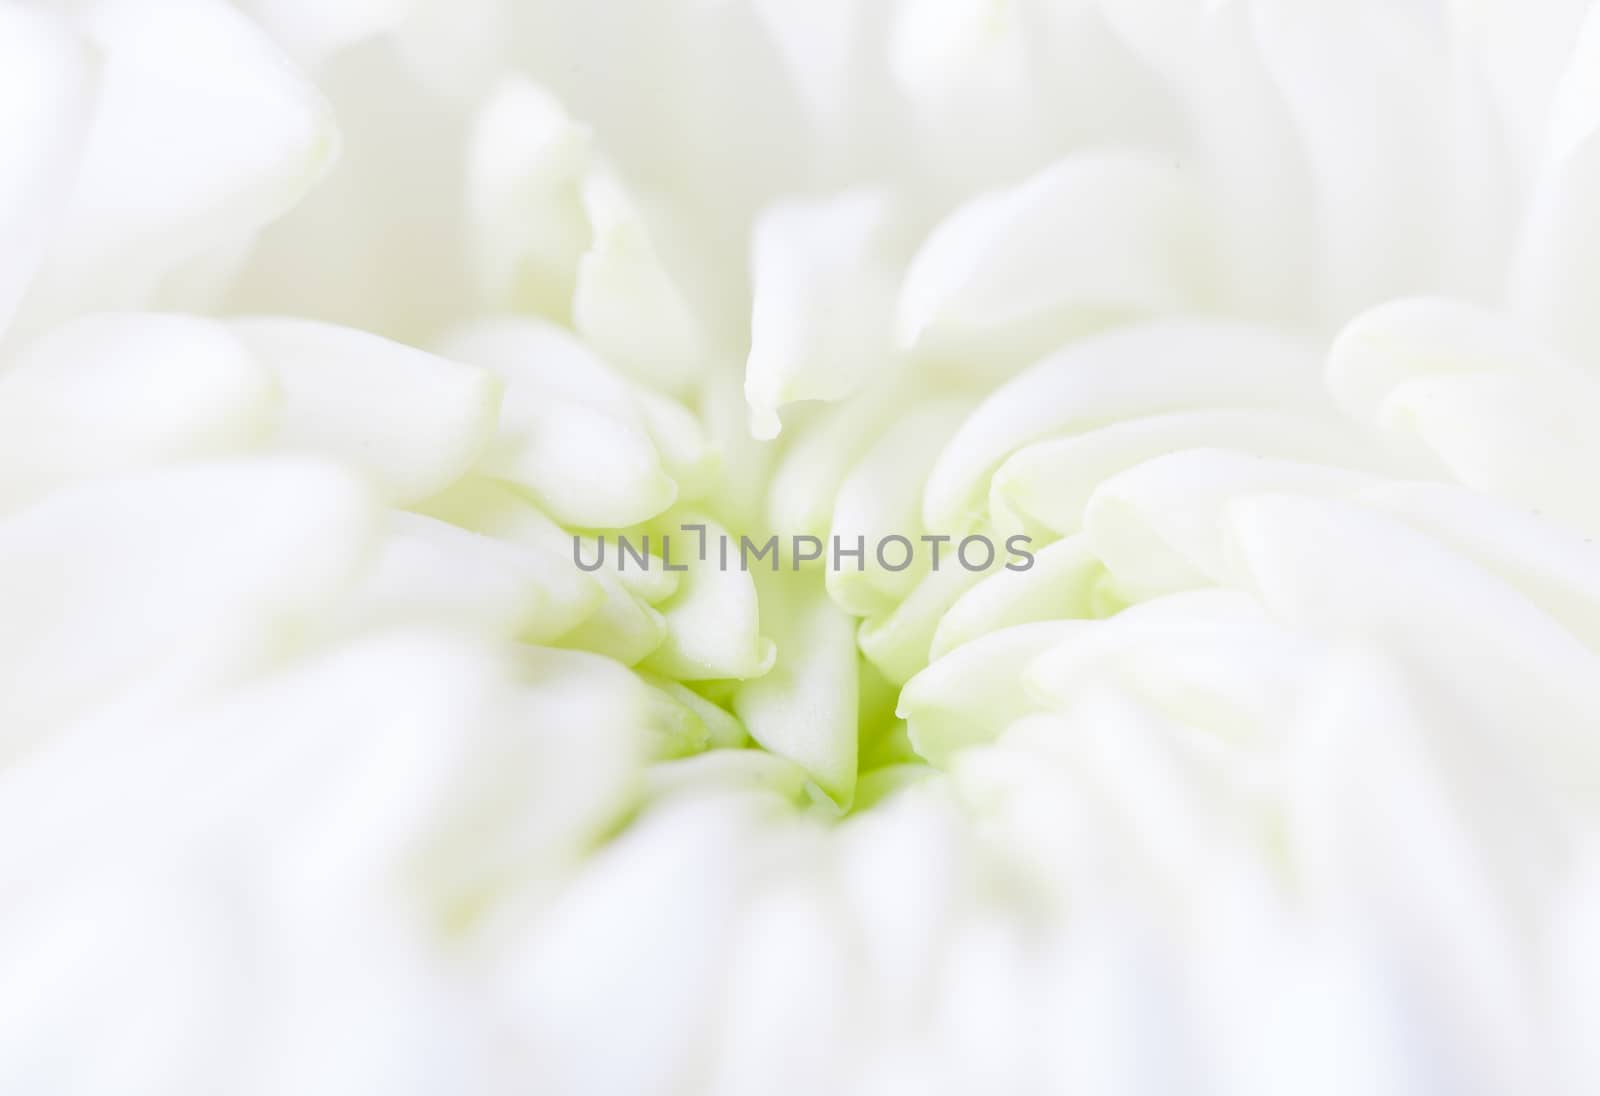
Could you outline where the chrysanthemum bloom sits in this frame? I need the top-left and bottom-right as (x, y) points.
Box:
(5, 0), (1600, 1092)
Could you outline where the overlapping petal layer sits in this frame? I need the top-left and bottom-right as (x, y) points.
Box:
(6, 1), (1600, 1093)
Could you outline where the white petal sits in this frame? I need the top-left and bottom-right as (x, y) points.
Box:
(0, 458), (378, 750)
(857, 560), (986, 686)
(441, 319), (679, 527)
(415, 475), (666, 665)
(436, 316), (636, 411)
(706, 873), (858, 1095)
(1093, 0), (1317, 320)
(234, 317), (501, 506)
(1023, 590), (1311, 749)
(638, 675), (749, 752)
(922, 321), (1324, 533)
(236, 0), (411, 65)
(1545, 0), (1600, 162)
(886, 0), (1059, 194)
(0, 870), (255, 1095)
(638, 517), (776, 681)
(1250, 0), (1454, 316)
(1511, 18), (1600, 364)
(644, 749), (811, 806)
(572, 172), (705, 394)
(899, 621), (1080, 767)
(897, 152), (1205, 368)
(546, 568), (668, 668)
(930, 536), (1112, 657)
(769, 373), (919, 540)
(1084, 449), (1373, 602)
(1553, 856), (1600, 1091)
(1227, 493), (1600, 789)
(745, 189), (900, 438)
(465, 77), (592, 316)
(1361, 481), (1600, 651)
(516, 643), (707, 762)
(734, 575), (859, 806)
(632, 386), (720, 503)
(1326, 297), (1558, 424)
(1329, 302), (1600, 535)
(20, 0), (338, 329)
(1386, 369), (1600, 539)
(835, 786), (967, 1018)
(0, 5), (95, 338)
(749, 0), (868, 141)
(485, 399), (678, 528)
(827, 398), (967, 616)
(338, 512), (601, 643)
(502, 800), (749, 1095)
(991, 408), (1381, 538)
(388, 0), (510, 101)
(1285, 652), (1551, 1096)
(0, 313), (276, 511)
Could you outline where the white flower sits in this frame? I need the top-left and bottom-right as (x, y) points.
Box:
(4, 0), (1600, 1093)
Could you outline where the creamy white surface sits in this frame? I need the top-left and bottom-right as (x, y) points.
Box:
(3, 1), (1600, 1093)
